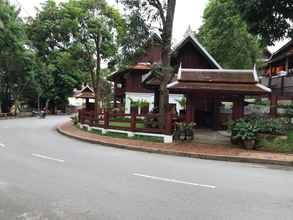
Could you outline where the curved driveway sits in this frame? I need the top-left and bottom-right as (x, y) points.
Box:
(0, 116), (293, 220)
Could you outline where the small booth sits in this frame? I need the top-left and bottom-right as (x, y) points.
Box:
(75, 86), (95, 111)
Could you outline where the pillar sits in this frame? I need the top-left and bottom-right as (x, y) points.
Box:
(232, 96), (244, 120)
(212, 99), (220, 130)
(185, 94), (193, 123)
(154, 90), (160, 110)
(270, 95), (278, 117)
(85, 98), (90, 111)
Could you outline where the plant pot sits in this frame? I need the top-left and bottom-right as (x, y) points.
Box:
(231, 137), (241, 145)
(243, 139), (256, 150)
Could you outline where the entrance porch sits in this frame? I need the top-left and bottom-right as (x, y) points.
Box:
(166, 68), (271, 129)
(184, 93), (245, 129)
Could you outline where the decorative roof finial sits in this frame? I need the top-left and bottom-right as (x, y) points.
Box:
(184, 25), (193, 38)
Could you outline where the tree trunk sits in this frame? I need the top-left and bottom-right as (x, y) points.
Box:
(94, 35), (102, 124)
(158, 0), (177, 128)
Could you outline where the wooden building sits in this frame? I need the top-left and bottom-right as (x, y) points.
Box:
(109, 34), (270, 129)
(261, 39), (293, 115)
(108, 35), (184, 114)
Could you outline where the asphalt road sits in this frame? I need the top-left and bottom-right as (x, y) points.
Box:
(0, 116), (293, 220)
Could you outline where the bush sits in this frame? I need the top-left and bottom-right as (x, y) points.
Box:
(229, 116), (288, 146)
(255, 117), (287, 135)
(230, 119), (258, 142)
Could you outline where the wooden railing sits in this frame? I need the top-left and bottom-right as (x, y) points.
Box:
(78, 109), (176, 134)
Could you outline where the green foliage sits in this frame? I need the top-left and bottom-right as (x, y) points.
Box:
(257, 131), (293, 153)
(0, 0), (37, 112)
(230, 119), (258, 141)
(285, 104), (293, 118)
(230, 116), (288, 143)
(26, 0), (124, 110)
(119, 6), (150, 66)
(176, 97), (186, 109)
(245, 114), (288, 135)
(197, 0), (262, 69)
(26, 0), (88, 109)
(129, 98), (149, 109)
(233, 0), (293, 45)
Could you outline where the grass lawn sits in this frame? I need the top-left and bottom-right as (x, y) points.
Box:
(257, 131), (293, 153)
(109, 121), (145, 129)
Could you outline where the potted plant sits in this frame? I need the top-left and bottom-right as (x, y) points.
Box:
(174, 122), (196, 142)
(230, 119), (258, 149)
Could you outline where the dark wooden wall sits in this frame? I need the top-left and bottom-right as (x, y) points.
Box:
(125, 71), (152, 93)
(137, 45), (162, 64)
(176, 42), (216, 69)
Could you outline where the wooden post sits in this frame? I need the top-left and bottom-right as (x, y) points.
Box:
(270, 95), (278, 117)
(85, 98), (90, 110)
(78, 109), (82, 123)
(104, 111), (109, 129)
(154, 90), (160, 110)
(131, 112), (136, 131)
(165, 112), (173, 134)
(285, 56), (289, 72)
(185, 94), (193, 123)
(232, 96), (244, 120)
(281, 76), (285, 96)
(213, 99), (220, 130)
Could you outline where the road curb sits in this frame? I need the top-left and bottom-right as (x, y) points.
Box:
(57, 123), (293, 167)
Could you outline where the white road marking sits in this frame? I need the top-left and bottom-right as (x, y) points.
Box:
(32, 153), (64, 163)
(133, 173), (216, 189)
(0, 143), (5, 148)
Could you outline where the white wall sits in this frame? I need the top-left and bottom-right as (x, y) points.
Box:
(125, 92), (154, 114)
(125, 92), (184, 114)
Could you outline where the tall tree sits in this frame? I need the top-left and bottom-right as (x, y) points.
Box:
(119, 7), (150, 66)
(233, 0), (293, 45)
(62, 0), (125, 118)
(0, 0), (33, 113)
(198, 0), (262, 69)
(121, 0), (177, 127)
(26, 0), (88, 112)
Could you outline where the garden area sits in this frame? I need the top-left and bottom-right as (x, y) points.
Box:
(230, 114), (293, 153)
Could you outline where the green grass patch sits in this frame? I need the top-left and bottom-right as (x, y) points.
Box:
(109, 121), (145, 128)
(133, 134), (163, 143)
(104, 131), (128, 138)
(257, 131), (293, 153)
(91, 128), (102, 135)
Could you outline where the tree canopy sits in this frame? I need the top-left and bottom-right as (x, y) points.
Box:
(197, 0), (262, 69)
(0, 0), (37, 113)
(233, 0), (293, 45)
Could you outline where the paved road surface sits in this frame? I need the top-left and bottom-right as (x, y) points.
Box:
(0, 116), (292, 220)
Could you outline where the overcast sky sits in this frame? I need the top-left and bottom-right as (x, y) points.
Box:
(11, 0), (286, 53)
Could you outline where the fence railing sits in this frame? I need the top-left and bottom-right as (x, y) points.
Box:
(78, 109), (176, 134)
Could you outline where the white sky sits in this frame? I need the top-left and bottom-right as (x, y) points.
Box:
(11, 0), (286, 53)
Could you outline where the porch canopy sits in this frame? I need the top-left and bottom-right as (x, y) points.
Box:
(168, 68), (271, 127)
(75, 86), (95, 99)
(167, 68), (271, 95)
